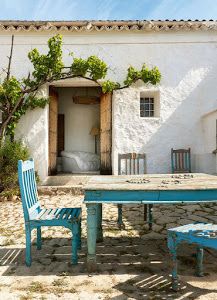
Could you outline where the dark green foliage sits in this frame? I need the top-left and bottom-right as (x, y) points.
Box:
(0, 139), (30, 196)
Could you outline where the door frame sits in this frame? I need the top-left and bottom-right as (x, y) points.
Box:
(48, 86), (112, 175)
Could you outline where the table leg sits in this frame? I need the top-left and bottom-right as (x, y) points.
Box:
(168, 234), (178, 291)
(86, 203), (98, 272)
(97, 203), (103, 242)
(196, 246), (204, 277)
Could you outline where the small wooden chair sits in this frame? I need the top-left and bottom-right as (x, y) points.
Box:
(18, 159), (82, 266)
(117, 153), (153, 230)
(171, 148), (191, 173)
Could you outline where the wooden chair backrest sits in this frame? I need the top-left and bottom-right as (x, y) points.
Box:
(171, 148), (191, 173)
(18, 159), (40, 221)
(118, 153), (146, 175)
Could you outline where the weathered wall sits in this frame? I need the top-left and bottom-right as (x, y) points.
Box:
(0, 30), (215, 178)
(58, 87), (100, 154)
(15, 85), (49, 180)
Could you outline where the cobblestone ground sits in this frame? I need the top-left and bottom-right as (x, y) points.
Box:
(1, 194), (217, 299)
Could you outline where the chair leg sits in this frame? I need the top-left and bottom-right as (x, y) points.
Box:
(168, 234), (178, 291)
(37, 227), (42, 250)
(148, 204), (153, 230)
(144, 204), (147, 221)
(25, 225), (32, 267)
(72, 223), (79, 265)
(117, 204), (125, 229)
(78, 220), (82, 250)
(196, 246), (204, 277)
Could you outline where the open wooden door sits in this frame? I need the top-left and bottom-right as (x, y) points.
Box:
(48, 87), (58, 175)
(100, 93), (112, 174)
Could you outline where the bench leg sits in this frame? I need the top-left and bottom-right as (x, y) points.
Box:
(25, 225), (32, 267)
(87, 203), (97, 272)
(196, 246), (204, 277)
(78, 220), (82, 250)
(117, 204), (125, 229)
(37, 227), (42, 250)
(72, 223), (79, 265)
(97, 204), (103, 242)
(168, 234), (178, 291)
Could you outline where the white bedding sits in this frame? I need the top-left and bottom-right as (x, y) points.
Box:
(61, 151), (100, 172)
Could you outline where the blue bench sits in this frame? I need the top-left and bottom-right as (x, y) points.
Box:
(168, 223), (217, 291)
(18, 159), (82, 266)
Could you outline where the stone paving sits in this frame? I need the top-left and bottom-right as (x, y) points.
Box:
(1, 193), (217, 299)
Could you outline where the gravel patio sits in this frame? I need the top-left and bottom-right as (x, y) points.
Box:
(1, 194), (217, 299)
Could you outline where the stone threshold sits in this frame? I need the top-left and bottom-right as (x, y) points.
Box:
(38, 185), (84, 196)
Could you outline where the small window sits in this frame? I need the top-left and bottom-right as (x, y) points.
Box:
(140, 97), (154, 117)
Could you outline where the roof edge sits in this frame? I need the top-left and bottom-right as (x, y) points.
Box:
(0, 20), (216, 32)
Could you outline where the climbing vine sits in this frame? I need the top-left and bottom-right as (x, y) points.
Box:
(0, 34), (161, 140)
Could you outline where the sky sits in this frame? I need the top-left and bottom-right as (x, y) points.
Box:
(0, 0), (216, 21)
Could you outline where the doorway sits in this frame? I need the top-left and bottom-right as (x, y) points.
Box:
(48, 86), (112, 175)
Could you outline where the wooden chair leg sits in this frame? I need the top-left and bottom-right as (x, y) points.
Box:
(117, 204), (125, 229)
(78, 220), (82, 250)
(37, 227), (42, 250)
(144, 204), (147, 221)
(148, 204), (153, 230)
(196, 246), (204, 277)
(25, 225), (32, 267)
(168, 234), (178, 291)
(72, 223), (78, 265)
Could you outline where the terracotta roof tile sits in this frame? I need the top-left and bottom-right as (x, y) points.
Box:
(0, 20), (216, 32)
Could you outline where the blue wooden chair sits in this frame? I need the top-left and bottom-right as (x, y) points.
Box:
(117, 153), (153, 230)
(18, 159), (82, 266)
(171, 148), (191, 173)
(168, 223), (217, 291)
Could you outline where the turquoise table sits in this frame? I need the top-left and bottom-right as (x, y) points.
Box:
(84, 173), (217, 271)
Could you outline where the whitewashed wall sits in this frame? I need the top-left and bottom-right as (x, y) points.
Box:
(0, 30), (215, 178)
(58, 88), (100, 153)
(15, 85), (49, 180)
(201, 111), (217, 174)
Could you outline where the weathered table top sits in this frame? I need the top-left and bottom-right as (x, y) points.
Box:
(84, 173), (217, 191)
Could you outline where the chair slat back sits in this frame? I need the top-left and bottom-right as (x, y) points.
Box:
(18, 159), (40, 221)
(171, 148), (191, 173)
(118, 153), (146, 175)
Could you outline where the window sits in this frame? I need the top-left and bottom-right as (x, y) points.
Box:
(140, 97), (154, 117)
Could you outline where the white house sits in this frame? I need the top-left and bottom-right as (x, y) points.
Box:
(0, 20), (217, 180)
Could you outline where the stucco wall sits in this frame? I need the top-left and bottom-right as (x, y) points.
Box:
(201, 111), (217, 174)
(58, 87), (100, 153)
(0, 30), (215, 178)
(15, 85), (49, 180)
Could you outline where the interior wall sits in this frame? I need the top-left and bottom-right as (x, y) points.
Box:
(58, 87), (100, 154)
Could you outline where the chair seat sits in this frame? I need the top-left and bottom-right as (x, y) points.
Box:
(31, 207), (81, 221)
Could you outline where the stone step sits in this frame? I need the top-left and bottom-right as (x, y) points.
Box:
(38, 175), (101, 196)
(38, 185), (84, 196)
(41, 175), (98, 186)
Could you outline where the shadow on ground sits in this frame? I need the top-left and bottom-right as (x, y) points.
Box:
(1, 237), (217, 299)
